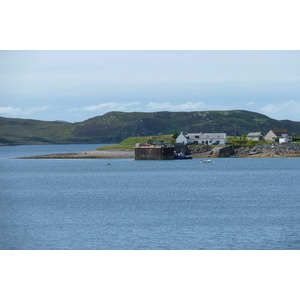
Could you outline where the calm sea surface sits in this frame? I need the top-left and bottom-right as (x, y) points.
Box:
(1, 144), (299, 250)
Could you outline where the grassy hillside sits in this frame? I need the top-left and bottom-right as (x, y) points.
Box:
(97, 135), (174, 150)
(71, 110), (300, 141)
(1, 110), (300, 144)
(0, 117), (75, 144)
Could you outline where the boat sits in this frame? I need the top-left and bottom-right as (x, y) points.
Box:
(174, 153), (192, 159)
(200, 159), (212, 163)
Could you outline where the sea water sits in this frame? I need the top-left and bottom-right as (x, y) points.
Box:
(0, 145), (299, 249)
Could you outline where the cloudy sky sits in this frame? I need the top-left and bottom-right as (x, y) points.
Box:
(1, 50), (300, 122)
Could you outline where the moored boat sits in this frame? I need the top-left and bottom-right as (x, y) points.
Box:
(200, 159), (212, 163)
(174, 153), (192, 159)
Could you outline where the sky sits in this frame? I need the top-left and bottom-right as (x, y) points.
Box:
(1, 50), (300, 123)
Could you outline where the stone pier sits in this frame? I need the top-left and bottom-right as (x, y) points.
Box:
(134, 143), (175, 160)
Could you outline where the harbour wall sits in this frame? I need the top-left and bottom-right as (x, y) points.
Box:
(134, 144), (175, 160)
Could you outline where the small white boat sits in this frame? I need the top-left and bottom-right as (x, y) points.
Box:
(200, 159), (212, 163)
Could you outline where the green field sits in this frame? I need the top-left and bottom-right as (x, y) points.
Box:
(97, 135), (174, 150)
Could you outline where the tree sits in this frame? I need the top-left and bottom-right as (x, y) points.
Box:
(172, 131), (179, 140)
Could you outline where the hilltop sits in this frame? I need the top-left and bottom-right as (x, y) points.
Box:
(1, 110), (300, 145)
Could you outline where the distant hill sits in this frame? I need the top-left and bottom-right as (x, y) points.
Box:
(1, 110), (300, 144)
(0, 117), (75, 145)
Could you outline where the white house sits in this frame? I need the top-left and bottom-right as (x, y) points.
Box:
(279, 136), (292, 144)
(176, 132), (227, 145)
(247, 132), (264, 141)
(264, 130), (292, 143)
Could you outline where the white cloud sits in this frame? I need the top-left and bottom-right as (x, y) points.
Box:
(260, 104), (280, 114)
(70, 101), (213, 117)
(0, 105), (52, 116)
(246, 101), (255, 106)
(0, 106), (21, 115)
(145, 101), (206, 111)
(70, 102), (141, 112)
(23, 105), (52, 114)
(260, 100), (300, 120)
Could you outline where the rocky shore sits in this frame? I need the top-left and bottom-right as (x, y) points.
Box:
(234, 143), (300, 157)
(187, 143), (300, 158)
(188, 145), (213, 158)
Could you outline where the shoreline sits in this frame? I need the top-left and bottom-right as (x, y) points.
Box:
(15, 149), (300, 159)
(16, 149), (135, 159)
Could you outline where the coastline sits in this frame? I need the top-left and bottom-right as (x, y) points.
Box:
(16, 149), (135, 159)
(12, 143), (300, 159)
(15, 149), (300, 159)
(191, 151), (300, 158)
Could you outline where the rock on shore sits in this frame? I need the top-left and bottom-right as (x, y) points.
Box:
(187, 143), (300, 158)
(234, 143), (300, 157)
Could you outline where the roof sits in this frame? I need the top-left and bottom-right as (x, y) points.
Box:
(270, 130), (290, 137)
(186, 133), (226, 139)
(247, 132), (262, 137)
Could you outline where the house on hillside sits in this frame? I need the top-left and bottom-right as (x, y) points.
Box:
(264, 130), (292, 143)
(176, 132), (227, 145)
(247, 132), (264, 141)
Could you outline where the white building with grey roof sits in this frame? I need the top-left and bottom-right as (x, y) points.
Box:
(176, 132), (227, 145)
(247, 132), (264, 141)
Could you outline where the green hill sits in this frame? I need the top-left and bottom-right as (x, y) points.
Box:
(0, 118), (75, 144)
(1, 110), (300, 145)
